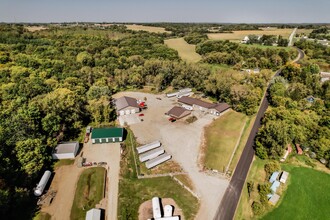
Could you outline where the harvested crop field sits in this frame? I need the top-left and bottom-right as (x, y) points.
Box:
(164, 38), (202, 63)
(125, 24), (171, 33)
(25, 26), (48, 32)
(207, 28), (295, 42)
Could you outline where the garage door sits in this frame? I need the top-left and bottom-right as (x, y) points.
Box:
(131, 109), (136, 114)
(125, 110), (131, 114)
(119, 110), (125, 115)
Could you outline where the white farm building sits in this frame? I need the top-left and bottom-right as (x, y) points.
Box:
(115, 96), (140, 115)
(85, 208), (101, 220)
(52, 142), (79, 159)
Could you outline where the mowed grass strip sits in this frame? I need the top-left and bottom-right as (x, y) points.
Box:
(228, 115), (256, 173)
(70, 167), (106, 220)
(204, 110), (247, 172)
(164, 38), (202, 63)
(262, 167), (330, 220)
(207, 29), (295, 41)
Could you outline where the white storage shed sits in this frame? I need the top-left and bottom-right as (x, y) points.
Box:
(52, 142), (79, 159)
(136, 141), (161, 154)
(152, 197), (162, 219)
(146, 153), (171, 169)
(85, 208), (101, 220)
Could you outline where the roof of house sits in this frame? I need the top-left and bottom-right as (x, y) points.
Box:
(270, 180), (281, 192)
(269, 171), (280, 183)
(54, 142), (79, 154)
(115, 96), (139, 111)
(86, 208), (101, 220)
(178, 96), (230, 113)
(167, 106), (191, 119)
(91, 127), (124, 139)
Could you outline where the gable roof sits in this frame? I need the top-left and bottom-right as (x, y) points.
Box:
(54, 142), (79, 154)
(91, 127), (124, 139)
(167, 106), (191, 119)
(115, 96), (139, 111)
(178, 96), (215, 109)
(212, 103), (230, 113)
(178, 96), (230, 113)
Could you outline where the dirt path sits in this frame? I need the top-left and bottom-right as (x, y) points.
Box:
(42, 164), (83, 220)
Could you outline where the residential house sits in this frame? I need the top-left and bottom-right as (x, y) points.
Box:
(115, 96), (140, 115)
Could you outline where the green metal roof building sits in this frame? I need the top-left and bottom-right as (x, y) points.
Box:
(91, 127), (124, 144)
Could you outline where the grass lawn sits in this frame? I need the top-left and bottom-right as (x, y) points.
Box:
(262, 166), (330, 220)
(53, 159), (74, 169)
(33, 212), (51, 220)
(228, 115), (256, 174)
(164, 38), (202, 63)
(70, 167), (106, 220)
(174, 174), (195, 191)
(204, 110), (247, 172)
(118, 130), (199, 220)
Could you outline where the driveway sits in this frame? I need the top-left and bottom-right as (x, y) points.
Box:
(113, 91), (229, 220)
(82, 141), (121, 220)
(118, 114), (141, 126)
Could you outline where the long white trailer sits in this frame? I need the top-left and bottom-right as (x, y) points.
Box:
(139, 147), (165, 162)
(155, 217), (180, 220)
(146, 153), (171, 169)
(166, 92), (179, 98)
(136, 141), (161, 154)
(152, 197), (162, 219)
(179, 88), (192, 93)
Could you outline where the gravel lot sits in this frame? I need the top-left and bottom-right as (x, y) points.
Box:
(82, 141), (121, 220)
(113, 92), (229, 220)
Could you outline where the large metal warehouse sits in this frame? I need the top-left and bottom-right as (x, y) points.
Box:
(52, 142), (79, 159)
(91, 127), (124, 144)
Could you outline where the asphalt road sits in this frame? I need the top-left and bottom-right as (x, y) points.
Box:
(213, 48), (304, 220)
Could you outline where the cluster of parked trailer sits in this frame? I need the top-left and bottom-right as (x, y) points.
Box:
(137, 141), (172, 169)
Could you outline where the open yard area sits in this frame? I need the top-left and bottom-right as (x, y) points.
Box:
(207, 28), (295, 42)
(164, 38), (202, 62)
(70, 167), (106, 220)
(118, 130), (199, 220)
(203, 110), (247, 173)
(113, 91), (229, 219)
(262, 166), (330, 220)
(125, 24), (171, 33)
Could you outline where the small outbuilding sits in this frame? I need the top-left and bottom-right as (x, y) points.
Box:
(115, 96), (140, 115)
(167, 106), (191, 119)
(270, 180), (281, 193)
(269, 171), (280, 183)
(52, 142), (79, 159)
(268, 193), (280, 205)
(91, 127), (124, 144)
(85, 208), (101, 220)
(279, 171), (289, 184)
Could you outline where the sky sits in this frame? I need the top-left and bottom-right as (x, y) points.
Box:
(1, 0), (330, 23)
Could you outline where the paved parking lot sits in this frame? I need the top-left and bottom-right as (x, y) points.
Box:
(113, 91), (229, 220)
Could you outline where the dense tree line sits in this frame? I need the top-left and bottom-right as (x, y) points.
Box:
(308, 27), (330, 40)
(184, 32), (208, 44)
(255, 62), (330, 166)
(196, 40), (296, 69)
(295, 39), (330, 64)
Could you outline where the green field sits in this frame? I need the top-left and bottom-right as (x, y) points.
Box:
(204, 110), (247, 172)
(70, 167), (106, 220)
(118, 130), (199, 220)
(164, 38), (202, 63)
(262, 166), (330, 220)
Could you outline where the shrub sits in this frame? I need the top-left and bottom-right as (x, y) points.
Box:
(264, 161), (281, 179)
(186, 115), (198, 123)
(252, 201), (264, 215)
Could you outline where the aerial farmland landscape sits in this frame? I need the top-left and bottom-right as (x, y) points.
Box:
(0, 1), (330, 220)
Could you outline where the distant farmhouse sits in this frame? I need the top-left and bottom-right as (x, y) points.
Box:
(115, 96), (140, 115)
(178, 96), (230, 116)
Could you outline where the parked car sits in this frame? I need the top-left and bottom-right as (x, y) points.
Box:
(168, 117), (175, 121)
(138, 113), (144, 116)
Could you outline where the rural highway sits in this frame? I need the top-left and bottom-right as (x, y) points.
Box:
(288, 27), (297, 47)
(213, 47), (304, 220)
